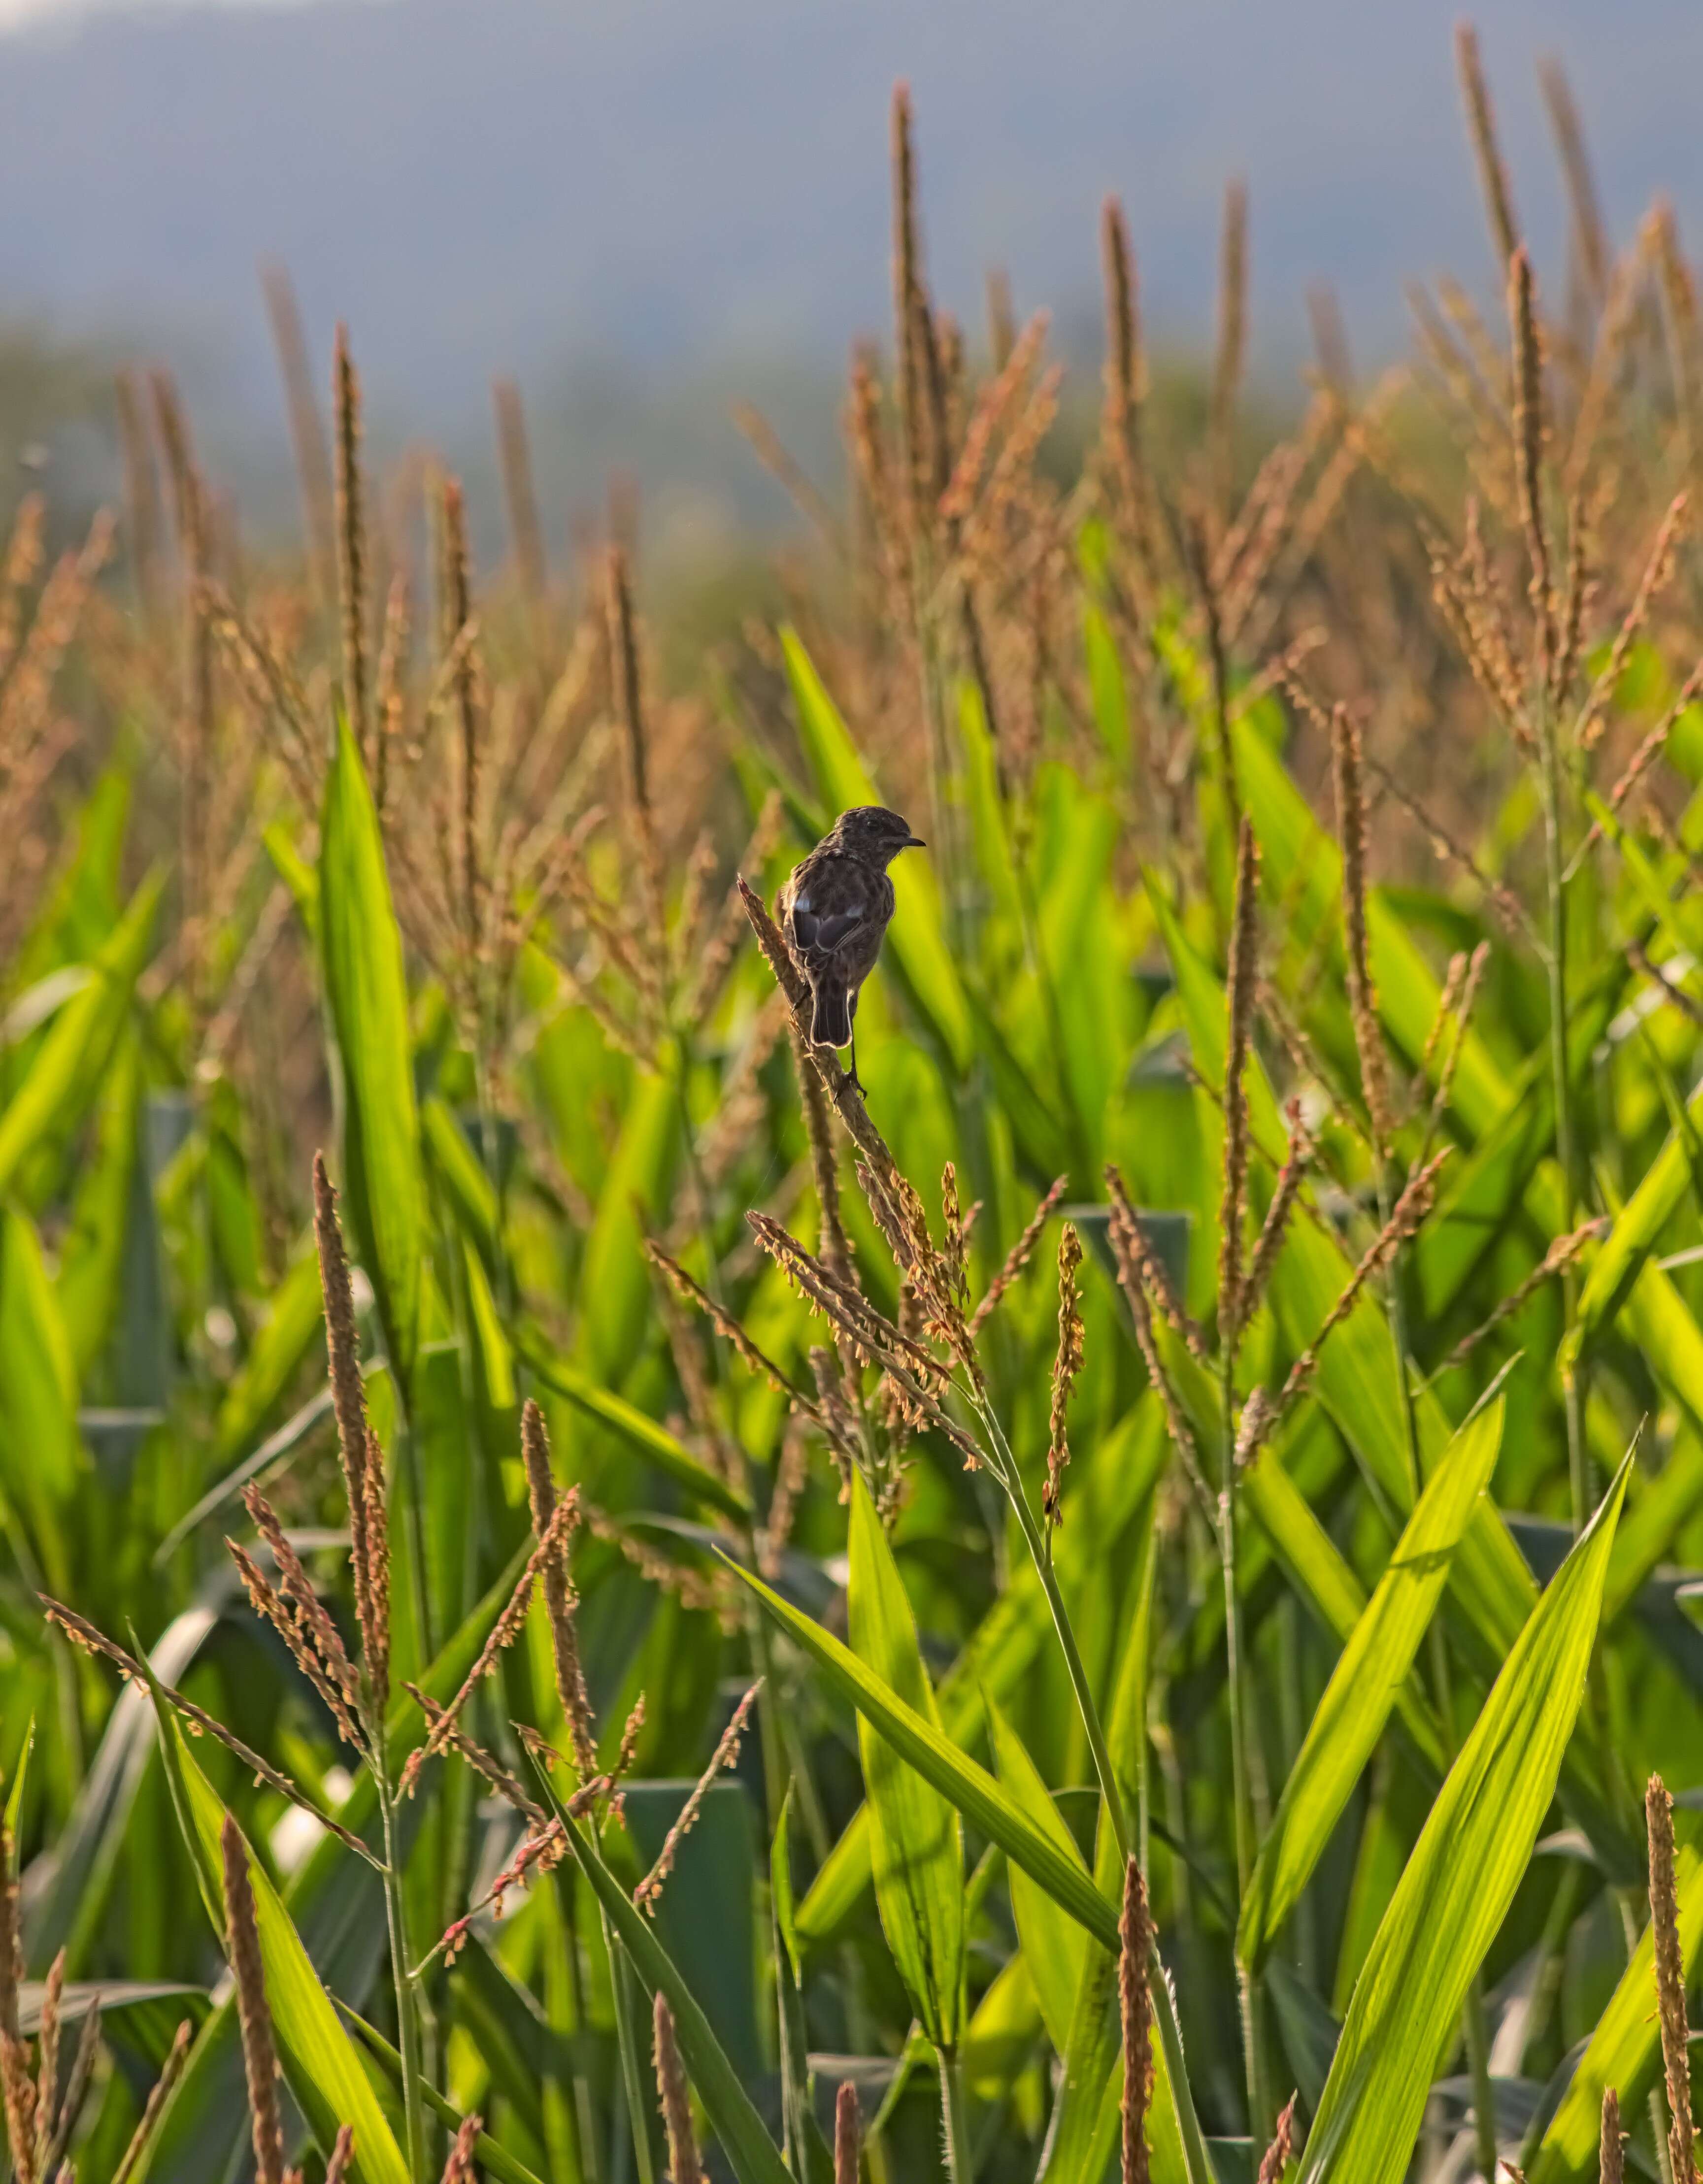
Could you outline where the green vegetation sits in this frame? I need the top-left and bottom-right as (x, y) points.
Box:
(5, 32), (1703, 2184)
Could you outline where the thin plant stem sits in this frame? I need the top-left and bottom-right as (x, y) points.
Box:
(1540, 694), (1590, 1533)
(608, 1937), (658, 2184)
(937, 2046), (972, 2184)
(1217, 1346), (1268, 2135)
(968, 1393), (1215, 2184)
(1463, 1977), (1499, 2183)
(376, 1763), (430, 2184)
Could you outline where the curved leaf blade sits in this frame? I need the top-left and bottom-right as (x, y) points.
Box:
(1238, 1398), (1504, 1969)
(319, 717), (423, 1388)
(1296, 1454), (1631, 2184)
(847, 1469), (964, 2047)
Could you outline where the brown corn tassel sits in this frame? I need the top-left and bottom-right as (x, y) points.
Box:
(1648, 1776), (1696, 2180)
(439, 2113), (481, 2184)
(1454, 21), (1520, 271)
(1044, 1224), (1085, 1530)
(1218, 817), (1260, 1344)
(1119, 1857), (1154, 2184)
(653, 1994), (701, 2184)
(312, 1154), (385, 1708)
(520, 1398), (598, 1780)
(1509, 247), (1554, 679)
(109, 2019), (192, 2184)
(221, 1816), (286, 2184)
(1256, 2093), (1298, 2184)
(835, 2079), (863, 2184)
(1331, 709), (1393, 1159)
(333, 323), (368, 761)
(1600, 2087), (1624, 2184)
(324, 2127), (356, 2184)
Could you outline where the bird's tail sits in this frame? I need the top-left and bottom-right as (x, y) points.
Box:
(810, 977), (852, 1051)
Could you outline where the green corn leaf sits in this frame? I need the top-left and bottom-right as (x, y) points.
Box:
(794, 1559), (1048, 1948)
(211, 1241), (326, 1463)
(319, 715), (423, 1389)
(1528, 1822), (1703, 2181)
(54, 1027), (140, 1376)
(554, 1804), (795, 2184)
(573, 1062), (679, 1387)
(1296, 1453), (1631, 2184)
(1238, 1398), (1503, 1969)
(1228, 716), (1508, 1132)
(778, 627), (971, 1071)
(727, 1555), (1116, 1950)
(147, 1705), (409, 2184)
(0, 866), (162, 1199)
(1239, 1442), (1448, 1777)
(1569, 1086), (1703, 1364)
(338, 2004), (548, 2184)
(423, 1094), (501, 1268)
(730, 1540), (1212, 2179)
(0, 1207), (81, 1596)
(1150, 876), (1639, 1880)
(987, 1698), (1086, 2054)
(846, 1468), (964, 2047)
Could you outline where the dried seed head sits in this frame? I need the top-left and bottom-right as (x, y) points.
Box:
(1508, 247), (1554, 675)
(324, 2126), (356, 2184)
(1044, 1224), (1085, 1531)
(970, 1177), (1069, 1334)
(635, 1683), (761, 1911)
(835, 2079), (863, 2184)
(1218, 817), (1260, 1343)
(1599, 2087), (1623, 2184)
(333, 324), (368, 762)
(1119, 1857), (1154, 2184)
(1209, 178), (1248, 527)
(110, 2019), (192, 2184)
(520, 1400), (598, 1782)
(1648, 1774), (1695, 2184)
(653, 1995), (701, 2184)
(1330, 709), (1393, 1160)
(1455, 22), (1520, 271)
(222, 1816), (285, 2184)
(439, 2112), (482, 2184)
(1256, 2094), (1299, 2184)
(401, 1495), (578, 1796)
(311, 1155), (385, 1701)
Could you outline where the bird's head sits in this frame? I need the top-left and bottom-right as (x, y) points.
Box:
(833, 805), (926, 865)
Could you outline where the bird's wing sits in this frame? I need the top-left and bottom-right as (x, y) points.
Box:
(787, 860), (872, 957)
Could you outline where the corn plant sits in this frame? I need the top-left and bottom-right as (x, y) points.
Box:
(4, 24), (1703, 2184)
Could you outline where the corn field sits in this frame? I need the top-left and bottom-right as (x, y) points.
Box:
(5, 26), (1703, 2184)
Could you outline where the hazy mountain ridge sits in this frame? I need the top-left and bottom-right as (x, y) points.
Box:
(1, 0), (1699, 531)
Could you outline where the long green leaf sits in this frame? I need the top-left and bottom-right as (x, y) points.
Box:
(1296, 1454), (1631, 2184)
(847, 1468), (964, 2047)
(0, 867), (161, 1198)
(320, 716), (423, 1387)
(150, 1711), (409, 2184)
(1238, 1397), (1503, 1969)
(555, 1806), (794, 2184)
(0, 1208), (81, 1595)
(729, 1558), (1116, 1950)
(987, 1699), (1085, 2055)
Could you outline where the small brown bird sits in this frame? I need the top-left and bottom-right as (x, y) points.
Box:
(778, 805), (926, 1092)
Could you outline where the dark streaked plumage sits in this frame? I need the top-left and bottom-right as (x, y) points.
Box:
(777, 805), (925, 1091)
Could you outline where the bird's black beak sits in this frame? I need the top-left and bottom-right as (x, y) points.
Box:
(904, 835), (927, 849)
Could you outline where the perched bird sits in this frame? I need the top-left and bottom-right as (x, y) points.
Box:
(778, 805), (926, 1092)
